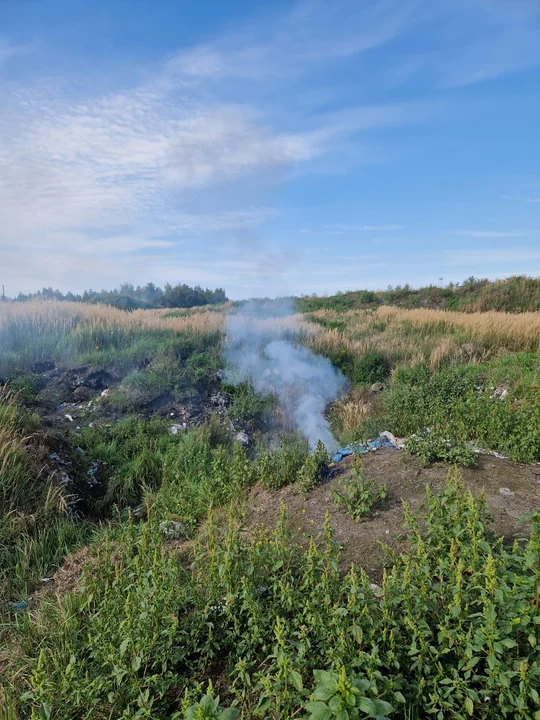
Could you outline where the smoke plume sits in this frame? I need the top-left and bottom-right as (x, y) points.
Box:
(223, 298), (348, 452)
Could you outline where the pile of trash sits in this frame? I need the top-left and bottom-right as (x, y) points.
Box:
(332, 431), (403, 463)
(331, 428), (514, 465)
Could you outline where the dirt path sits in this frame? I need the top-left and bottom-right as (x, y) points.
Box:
(246, 449), (540, 580)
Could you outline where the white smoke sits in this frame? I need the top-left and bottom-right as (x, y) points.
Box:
(223, 298), (348, 452)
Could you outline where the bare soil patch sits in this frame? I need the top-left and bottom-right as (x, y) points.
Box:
(246, 449), (540, 581)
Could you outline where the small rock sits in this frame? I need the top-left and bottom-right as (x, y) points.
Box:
(499, 487), (514, 497)
(159, 520), (187, 539)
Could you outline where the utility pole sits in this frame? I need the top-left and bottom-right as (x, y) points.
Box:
(1, 285), (5, 301)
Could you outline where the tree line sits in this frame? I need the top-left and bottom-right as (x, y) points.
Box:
(11, 282), (228, 310)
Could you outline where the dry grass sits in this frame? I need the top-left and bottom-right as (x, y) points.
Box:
(376, 306), (540, 352)
(333, 388), (372, 430)
(306, 306), (540, 367)
(0, 300), (228, 336)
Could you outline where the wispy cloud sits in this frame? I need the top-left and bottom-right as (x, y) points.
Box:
(0, 38), (29, 67)
(455, 230), (526, 238)
(444, 248), (540, 265)
(433, 0), (540, 87)
(301, 224), (405, 235)
(501, 193), (540, 204)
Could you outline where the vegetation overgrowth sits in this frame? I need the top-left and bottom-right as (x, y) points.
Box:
(1, 286), (540, 717)
(2, 471), (540, 719)
(298, 275), (540, 313)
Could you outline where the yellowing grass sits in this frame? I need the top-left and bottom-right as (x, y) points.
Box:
(307, 305), (540, 367)
(376, 306), (540, 353)
(0, 300), (228, 335)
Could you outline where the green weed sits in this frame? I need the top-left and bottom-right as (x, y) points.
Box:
(332, 458), (388, 519)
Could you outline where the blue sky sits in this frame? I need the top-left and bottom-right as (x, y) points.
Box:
(1, 0), (539, 299)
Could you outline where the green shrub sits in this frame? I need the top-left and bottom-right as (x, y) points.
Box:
(305, 668), (394, 719)
(228, 382), (274, 427)
(5, 374), (41, 403)
(384, 362), (540, 463)
(9, 472), (540, 719)
(255, 435), (308, 490)
(179, 692), (238, 720)
(298, 440), (329, 493)
(405, 428), (476, 466)
(332, 458), (387, 519)
(354, 352), (390, 385)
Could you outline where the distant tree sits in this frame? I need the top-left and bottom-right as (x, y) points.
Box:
(12, 281), (228, 309)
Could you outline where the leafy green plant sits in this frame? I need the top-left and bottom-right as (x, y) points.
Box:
(5, 374), (41, 403)
(405, 428), (476, 466)
(298, 440), (329, 493)
(304, 668), (394, 719)
(254, 435), (307, 490)
(179, 693), (238, 720)
(332, 457), (387, 519)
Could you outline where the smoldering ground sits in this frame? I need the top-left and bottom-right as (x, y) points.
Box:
(222, 298), (348, 452)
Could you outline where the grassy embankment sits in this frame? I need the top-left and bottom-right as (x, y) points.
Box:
(1, 294), (540, 718)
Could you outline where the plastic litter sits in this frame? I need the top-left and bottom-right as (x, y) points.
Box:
(333, 432), (401, 463)
(169, 423), (186, 435)
(65, 414), (74, 422)
(235, 431), (250, 446)
(13, 601), (27, 610)
(499, 487), (514, 497)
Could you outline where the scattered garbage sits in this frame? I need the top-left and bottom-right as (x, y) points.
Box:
(100, 388), (109, 398)
(87, 461), (101, 486)
(491, 386), (509, 401)
(48, 452), (72, 465)
(41, 577), (53, 584)
(469, 444), (508, 460)
(159, 520), (187, 539)
(333, 432), (402, 463)
(235, 430), (250, 446)
(332, 426), (513, 465)
(169, 423), (186, 435)
(13, 601), (27, 610)
(210, 391), (230, 408)
(371, 382), (385, 393)
(499, 487), (514, 497)
(65, 414), (74, 422)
